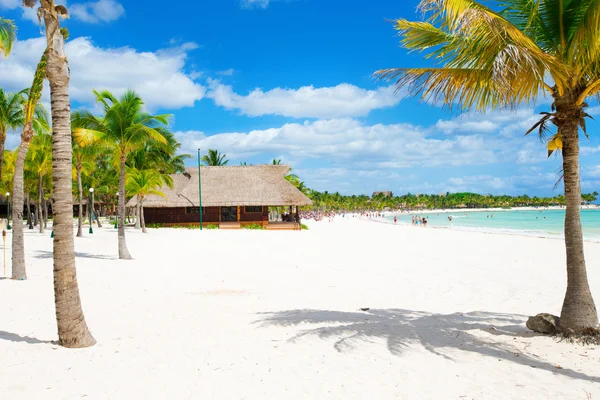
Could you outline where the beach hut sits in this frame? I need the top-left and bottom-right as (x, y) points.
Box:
(126, 165), (312, 229)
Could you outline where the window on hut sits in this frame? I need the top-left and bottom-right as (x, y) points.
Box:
(245, 206), (263, 213)
(186, 207), (205, 214)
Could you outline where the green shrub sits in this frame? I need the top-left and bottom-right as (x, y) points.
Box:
(301, 223), (309, 230)
(206, 224), (220, 230)
(146, 223), (165, 229)
(243, 223), (264, 230)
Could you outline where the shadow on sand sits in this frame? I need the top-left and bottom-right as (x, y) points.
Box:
(0, 330), (55, 345)
(257, 308), (599, 382)
(34, 250), (116, 260)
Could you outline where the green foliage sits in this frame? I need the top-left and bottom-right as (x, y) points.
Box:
(0, 18), (16, 57)
(206, 224), (220, 229)
(306, 190), (599, 212)
(301, 223), (309, 230)
(201, 149), (229, 166)
(243, 223), (264, 230)
(145, 222), (165, 229)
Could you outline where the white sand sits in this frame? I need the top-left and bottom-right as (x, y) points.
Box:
(1, 218), (600, 399)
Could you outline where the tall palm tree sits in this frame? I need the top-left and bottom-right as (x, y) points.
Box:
(0, 89), (25, 180)
(12, 53), (49, 280)
(376, 0), (600, 332)
(0, 18), (16, 57)
(201, 149), (229, 166)
(23, 0), (95, 348)
(126, 168), (169, 233)
(73, 90), (169, 259)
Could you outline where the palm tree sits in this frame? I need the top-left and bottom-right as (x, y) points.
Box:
(126, 168), (169, 233)
(0, 89), (25, 180)
(26, 132), (52, 234)
(11, 53), (49, 280)
(73, 90), (169, 259)
(71, 138), (99, 237)
(0, 18), (16, 57)
(202, 149), (229, 166)
(23, 0), (95, 348)
(376, 0), (600, 332)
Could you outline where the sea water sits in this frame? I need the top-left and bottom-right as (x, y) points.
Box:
(385, 209), (600, 242)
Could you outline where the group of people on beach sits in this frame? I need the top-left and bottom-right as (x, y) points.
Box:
(411, 215), (427, 226)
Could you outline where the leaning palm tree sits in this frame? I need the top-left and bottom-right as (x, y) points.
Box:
(376, 0), (600, 333)
(126, 168), (169, 233)
(11, 53), (49, 280)
(73, 90), (169, 259)
(201, 149), (229, 166)
(23, 0), (95, 348)
(0, 18), (16, 57)
(0, 88), (25, 180)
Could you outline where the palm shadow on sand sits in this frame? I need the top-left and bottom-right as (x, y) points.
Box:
(257, 308), (599, 382)
(34, 250), (116, 260)
(0, 330), (55, 345)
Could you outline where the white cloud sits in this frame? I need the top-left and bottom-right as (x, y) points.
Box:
(0, 36), (205, 110)
(435, 109), (537, 136)
(216, 68), (235, 76)
(581, 146), (600, 156)
(207, 80), (402, 118)
(241, 0), (270, 8)
(175, 118), (532, 169)
(70, 0), (124, 23)
(0, 0), (19, 9)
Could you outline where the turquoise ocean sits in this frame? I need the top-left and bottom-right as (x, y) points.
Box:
(385, 209), (600, 242)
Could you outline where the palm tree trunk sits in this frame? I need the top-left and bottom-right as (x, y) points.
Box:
(135, 197), (141, 229)
(26, 193), (32, 229)
(38, 176), (44, 234)
(43, 4), (95, 348)
(140, 197), (147, 233)
(10, 122), (34, 280)
(118, 154), (132, 259)
(0, 130), (5, 182)
(96, 200), (102, 228)
(43, 197), (48, 229)
(76, 166), (83, 237)
(559, 106), (598, 331)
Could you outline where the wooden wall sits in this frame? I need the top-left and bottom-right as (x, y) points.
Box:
(144, 206), (269, 224)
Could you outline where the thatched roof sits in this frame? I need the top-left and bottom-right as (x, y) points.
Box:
(126, 165), (312, 208)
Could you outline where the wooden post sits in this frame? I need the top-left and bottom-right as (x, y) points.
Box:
(296, 206), (300, 230)
(237, 206), (240, 222)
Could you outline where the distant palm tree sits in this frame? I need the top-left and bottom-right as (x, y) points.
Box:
(73, 90), (169, 259)
(376, 0), (600, 332)
(11, 53), (49, 279)
(26, 132), (52, 234)
(202, 149), (229, 166)
(0, 18), (16, 57)
(126, 168), (169, 233)
(0, 89), (25, 180)
(272, 159), (281, 165)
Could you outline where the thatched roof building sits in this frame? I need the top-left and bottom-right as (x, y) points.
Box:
(127, 165), (312, 208)
(126, 165), (311, 228)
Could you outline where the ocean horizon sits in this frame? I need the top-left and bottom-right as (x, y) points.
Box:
(384, 209), (600, 242)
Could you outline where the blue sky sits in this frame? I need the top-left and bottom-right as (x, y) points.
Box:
(1, 0), (599, 196)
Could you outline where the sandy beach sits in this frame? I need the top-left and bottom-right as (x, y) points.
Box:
(1, 218), (600, 399)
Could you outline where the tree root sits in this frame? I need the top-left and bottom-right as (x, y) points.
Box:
(554, 328), (600, 345)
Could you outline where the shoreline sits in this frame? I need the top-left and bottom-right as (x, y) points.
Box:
(385, 204), (600, 214)
(357, 210), (600, 243)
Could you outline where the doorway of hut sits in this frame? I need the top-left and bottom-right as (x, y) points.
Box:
(221, 206), (237, 222)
